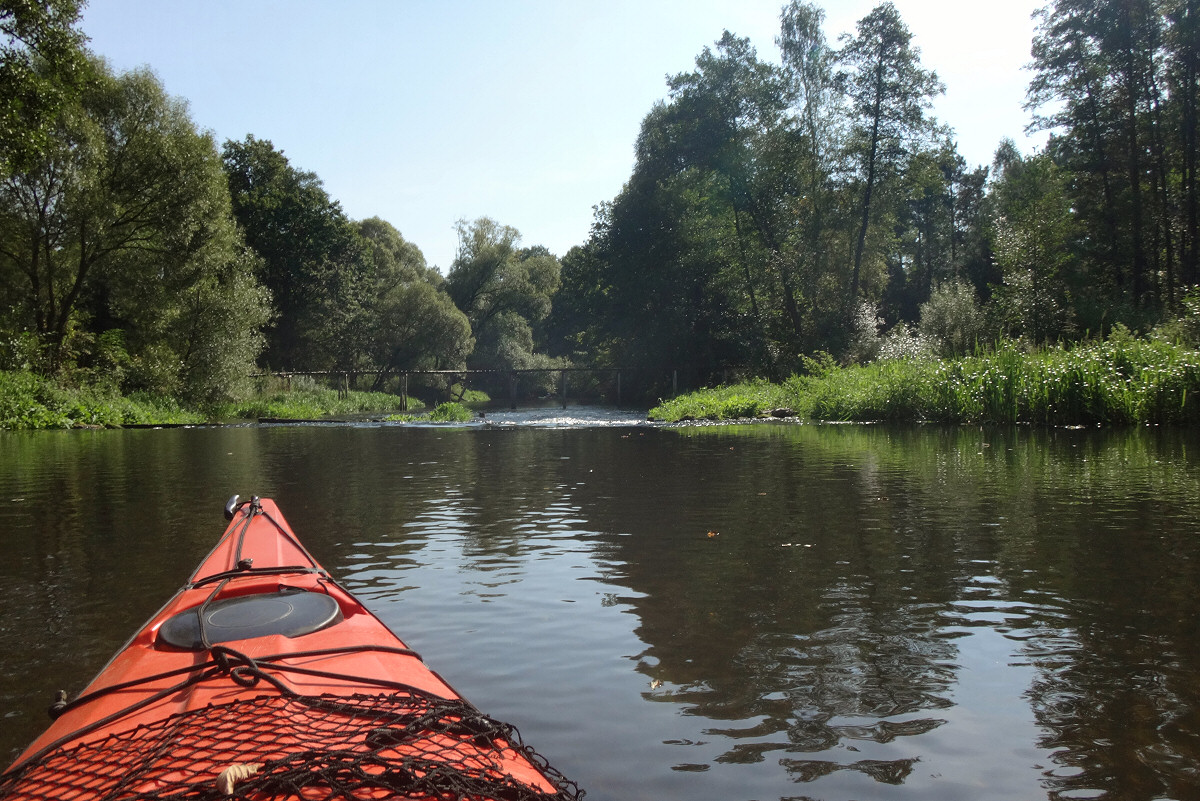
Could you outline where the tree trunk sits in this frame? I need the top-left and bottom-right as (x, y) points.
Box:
(851, 62), (885, 307)
(1181, 0), (1200, 287)
(1119, 8), (1147, 304)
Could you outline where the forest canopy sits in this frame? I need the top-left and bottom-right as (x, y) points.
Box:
(2, 0), (1198, 407)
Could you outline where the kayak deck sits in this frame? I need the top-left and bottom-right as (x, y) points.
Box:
(0, 497), (582, 801)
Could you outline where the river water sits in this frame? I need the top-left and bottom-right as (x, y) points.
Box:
(1, 411), (1199, 800)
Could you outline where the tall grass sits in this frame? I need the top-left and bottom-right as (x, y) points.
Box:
(0, 369), (421, 429)
(213, 387), (418, 421)
(652, 337), (1200, 426)
(0, 370), (203, 428)
(649, 379), (799, 421)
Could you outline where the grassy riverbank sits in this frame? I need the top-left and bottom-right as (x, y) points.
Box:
(10, 334), (1200, 430)
(0, 370), (424, 430)
(651, 335), (1200, 426)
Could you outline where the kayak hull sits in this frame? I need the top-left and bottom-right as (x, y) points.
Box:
(0, 497), (579, 801)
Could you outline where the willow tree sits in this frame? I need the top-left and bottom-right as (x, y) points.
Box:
(0, 59), (270, 400)
(446, 217), (562, 374)
(0, 0), (89, 173)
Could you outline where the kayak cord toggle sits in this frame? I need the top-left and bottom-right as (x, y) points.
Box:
(47, 691), (68, 721)
(223, 494), (262, 521)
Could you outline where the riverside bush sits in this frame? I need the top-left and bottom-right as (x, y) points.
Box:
(919, 279), (992, 357)
(649, 380), (797, 421)
(428, 402), (473, 422)
(214, 387), (417, 420)
(0, 370), (204, 428)
(0, 369), (418, 429)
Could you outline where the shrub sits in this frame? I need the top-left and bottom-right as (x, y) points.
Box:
(919, 279), (992, 357)
(428, 402), (473, 422)
(848, 301), (884, 364)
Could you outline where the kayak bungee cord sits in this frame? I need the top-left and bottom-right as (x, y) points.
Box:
(0, 496), (584, 801)
(22, 642), (436, 773)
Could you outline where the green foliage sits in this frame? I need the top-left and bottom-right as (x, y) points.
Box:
(1026, 0), (1187, 312)
(987, 151), (1077, 342)
(653, 335), (1200, 426)
(919, 279), (992, 356)
(455, 388), (490, 405)
(848, 301), (884, 363)
(446, 217), (563, 376)
(0, 369), (203, 428)
(1154, 286), (1200, 347)
(561, 3), (977, 376)
(837, 0), (944, 305)
(356, 216), (431, 285)
(0, 328), (44, 371)
(798, 350), (838, 377)
(0, 0), (89, 173)
(649, 379), (796, 421)
(0, 59), (270, 402)
(214, 385), (408, 421)
(428, 401), (472, 422)
(222, 135), (361, 369)
(367, 279), (473, 378)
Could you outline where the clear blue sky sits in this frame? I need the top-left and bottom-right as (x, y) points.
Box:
(80, 1), (1046, 272)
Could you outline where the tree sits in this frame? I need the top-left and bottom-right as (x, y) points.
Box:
(555, 5), (977, 373)
(356, 215), (434, 287)
(1166, 0), (1200, 288)
(0, 59), (270, 400)
(0, 0), (89, 173)
(988, 149), (1078, 342)
(366, 279), (473, 386)
(881, 137), (987, 325)
(538, 241), (607, 362)
(349, 217), (473, 386)
(222, 135), (363, 369)
(1028, 0), (1186, 314)
(661, 30), (799, 367)
(836, 2), (944, 307)
(778, 0), (855, 354)
(446, 217), (562, 373)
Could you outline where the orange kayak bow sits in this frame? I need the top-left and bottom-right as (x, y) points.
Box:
(0, 496), (582, 801)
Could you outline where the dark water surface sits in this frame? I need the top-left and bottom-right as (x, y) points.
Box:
(1, 414), (1199, 800)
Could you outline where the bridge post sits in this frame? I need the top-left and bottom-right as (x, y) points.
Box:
(616, 370), (622, 408)
(401, 373), (408, 411)
(560, 370), (567, 409)
(510, 372), (518, 410)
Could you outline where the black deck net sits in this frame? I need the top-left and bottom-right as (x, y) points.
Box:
(0, 690), (584, 801)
